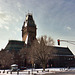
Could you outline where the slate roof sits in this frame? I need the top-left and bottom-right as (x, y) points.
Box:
(5, 40), (73, 56)
(5, 40), (25, 51)
(23, 13), (36, 27)
(53, 46), (73, 56)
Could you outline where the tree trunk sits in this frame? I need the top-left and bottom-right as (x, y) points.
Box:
(42, 63), (46, 71)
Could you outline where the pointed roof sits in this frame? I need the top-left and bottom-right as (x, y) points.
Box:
(5, 40), (25, 52)
(23, 13), (36, 27)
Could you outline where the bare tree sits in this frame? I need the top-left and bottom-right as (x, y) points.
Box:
(20, 47), (31, 67)
(0, 50), (14, 69)
(30, 35), (56, 71)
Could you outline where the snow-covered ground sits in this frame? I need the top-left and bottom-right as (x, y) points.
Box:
(0, 68), (75, 75)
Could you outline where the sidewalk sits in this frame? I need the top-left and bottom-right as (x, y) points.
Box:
(0, 68), (75, 75)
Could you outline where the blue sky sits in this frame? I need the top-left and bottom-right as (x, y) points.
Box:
(0, 0), (75, 54)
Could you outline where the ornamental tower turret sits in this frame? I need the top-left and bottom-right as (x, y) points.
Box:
(22, 13), (36, 45)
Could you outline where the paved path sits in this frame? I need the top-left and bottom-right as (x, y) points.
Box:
(0, 70), (75, 75)
(44, 71), (75, 75)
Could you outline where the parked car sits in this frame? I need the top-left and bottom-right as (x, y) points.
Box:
(20, 66), (26, 70)
(11, 64), (19, 71)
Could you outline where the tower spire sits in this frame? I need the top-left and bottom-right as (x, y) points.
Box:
(22, 13), (36, 45)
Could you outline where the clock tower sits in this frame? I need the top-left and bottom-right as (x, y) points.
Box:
(22, 13), (36, 45)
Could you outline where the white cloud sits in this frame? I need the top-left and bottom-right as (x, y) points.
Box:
(0, 11), (12, 24)
(0, 25), (2, 28)
(0, 11), (21, 30)
(16, 2), (22, 12)
(0, 11), (11, 30)
(15, 27), (20, 32)
(64, 26), (71, 31)
(66, 26), (71, 30)
(4, 25), (9, 30)
(17, 2), (22, 8)
(0, 24), (9, 30)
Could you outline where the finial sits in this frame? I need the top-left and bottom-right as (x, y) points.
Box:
(27, 10), (32, 15)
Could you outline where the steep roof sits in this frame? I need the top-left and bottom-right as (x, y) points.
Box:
(22, 13), (36, 27)
(53, 46), (73, 56)
(5, 40), (73, 56)
(5, 40), (25, 51)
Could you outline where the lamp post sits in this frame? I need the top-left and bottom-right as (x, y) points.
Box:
(23, 53), (26, 67)
(31, 59), (34, 74)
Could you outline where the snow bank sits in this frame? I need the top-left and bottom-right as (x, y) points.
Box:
(0, 68), (75, 75)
